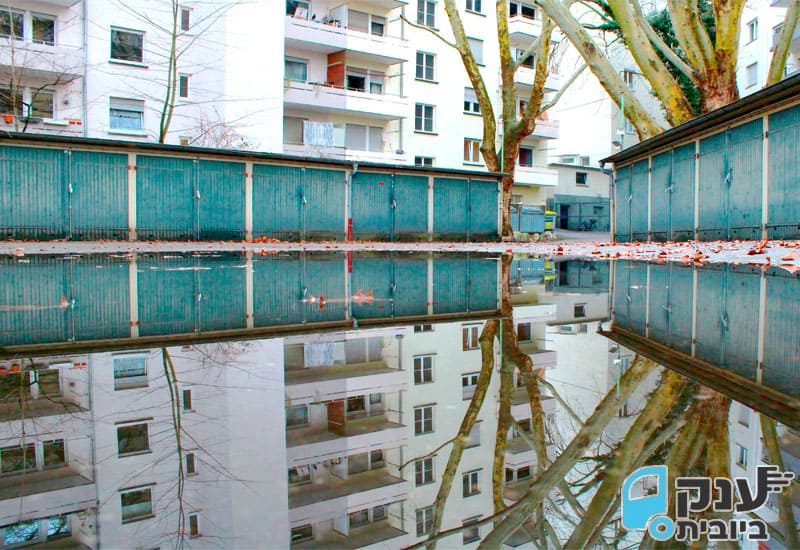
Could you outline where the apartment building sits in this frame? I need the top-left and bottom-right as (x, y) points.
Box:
(0, 0), (562, 208)
(0, 340), (289, 549)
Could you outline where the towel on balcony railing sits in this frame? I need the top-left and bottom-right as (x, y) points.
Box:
(304, 121), (334, 147)
(305, 342), (335, 366)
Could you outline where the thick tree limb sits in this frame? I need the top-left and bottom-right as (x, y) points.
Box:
(479, 356), (659, 548)
(629, 0), (695, 81)
(768, 0), (800, 86)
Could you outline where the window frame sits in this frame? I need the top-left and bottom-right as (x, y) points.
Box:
(120, 486), (154, 524)
(576, 171), (588, 186)
(462, 516), (481, 544)
(416, 0), (436, 28)
(178, 74), (189, 98)
(518, 146), (534, 167)
(574, 303), (587, 318)
(467, 37), (483, 65)
(463, 139), (481, 164)
(416, 506), (434, 537)
(113, 354), (148, 390)
(414, 157), (434, 168)
(415, 457), (434, 486)
(463, 88), (480, 115)
(466, 0), (482, 13)
(416, 51), (436, 82)
(746, 62), (758, 88)
(285, 57), (308, 83)
(31, 12), (56, 46)
(414, 355), (434, 384)
(747, 18), (757, 43)
(110, 27), (145, 64)
(414, 404), (434, 435)
(109, 97), (145, 133)
(462, 469), (481, 497)
(0, 9), (25, 40)
(462, 324), (480, 349)
(415, 103), (435, 133)
(286, 403), (309, 428)
(462, 372), (480, 400)
(180, 7), (191, 31)
(116, 421), (151, 457)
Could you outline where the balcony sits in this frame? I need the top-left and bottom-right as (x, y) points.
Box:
(514, 165), (559, 187)
(38, 0), (82, 6)
(289, 469), (408, 521)
(285, 17), (409, 65)
(0, 467), (95, 525)
(508, 15), (543, 42)
(284, 81), (408, 120)
(294, 522), (409, 549)
(287, 414), (407, 467)
(286, 362), (407, 403)
(518, 345), (557, 369)
(0, 42), (82, 80)
(771, 0), (790, 6)
(511, 390), (555, 420)
(505, 436), (557, 469)
(283, 143), (408, 164)
(0, 396), (85, 422)
(515, 67), (560, 92)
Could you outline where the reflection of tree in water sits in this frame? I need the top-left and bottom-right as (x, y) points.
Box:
(413, 256), (798, 549)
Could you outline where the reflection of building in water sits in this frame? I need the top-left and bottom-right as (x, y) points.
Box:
(0, 341), (288, 549)
(281, 308), (559, 548)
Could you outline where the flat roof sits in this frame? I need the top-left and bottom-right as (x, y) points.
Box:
(0, 131), (508, 180)
(548, 162), (610, 173)
(601, 72), (800, 167)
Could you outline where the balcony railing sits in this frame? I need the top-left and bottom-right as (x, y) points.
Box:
(284, 81), (407, 119)
(0, 41), (82, 79)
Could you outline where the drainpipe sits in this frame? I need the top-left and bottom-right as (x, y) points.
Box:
(347, 163), (358, 240)
(82, 0), (88, 136)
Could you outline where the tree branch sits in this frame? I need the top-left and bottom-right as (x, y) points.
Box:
(398, 15), (458, 48)
(540, 63), (587, 112)
(768, 0), (800, 86)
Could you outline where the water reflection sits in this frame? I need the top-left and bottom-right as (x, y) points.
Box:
(0, 255), (796, 549)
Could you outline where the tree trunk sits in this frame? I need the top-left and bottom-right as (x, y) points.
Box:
(768, 0), (800, 86)
(426, 320), (498, 549)
(565, 370), (688, 548)
(479, 356), (658, 548)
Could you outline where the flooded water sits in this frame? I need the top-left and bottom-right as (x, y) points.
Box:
(0, 252), (797, 549)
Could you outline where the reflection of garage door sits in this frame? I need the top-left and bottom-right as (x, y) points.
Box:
(559, 205), (569, 229)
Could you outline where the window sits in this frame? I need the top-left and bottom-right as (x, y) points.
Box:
(287, 0), (310, 18)
(463, 516), (481, 544)
(415, 103), (435, 133)
(415, 405), (434, 435)
(576, 172), (588, 185)
(466, 0), (482, 13)
(349, 506), (386, 528)
(519, 147), (533, 167)
(185, 452), (196, 475)
(32, 14), (55, 46)
(0, 88), (23, 116)
(581, 155), (590, 166)
(509, 1), (537, 19)
(417, 0), (436, 27)
(747, 18), (757, 43)
(414, 323), (434, 332)
(416, 51), (436, 81)
(179, 75), (189, 98)
(464, 88), (480, 114)
(574, 303), (586, 318)
(285, 57), (308, 82)
(28, 89), (54, 119)
(416, 506), (434, 536)
(113, 355), (147, 390)
(291, 524), (313, 544)
(117, 422), (150, 456)
(517, 322), (531, 342)
(371, 15), (386, 35)
(465, 421), (480, 448)
(109, 98), (144, 132)
(515, 48), (534, 69)
(463, 470), (480, 497)
(737, 444), (748, 468)
(462, 325), (480, 349)
(0, 9), (24, 40)
(462, 372), (479, 400)
(182, 389), (193, 411)
(43, 439), (65, 468)
(468, 38), (483, 64)
(348, 10), (385, 35)
(110, 28), (144, 63)
(120, 487), (153, 523)
(188, 513), (200, 537)
(415, 457), (434, 485)
(345, 123), (384, 152)
(0, 444), (35, 474)
(623, 70), (636, 90)
(286, 404), (309, 428)
(738, 406), (750, 427)
(463, 139), (481, 164)
(283, 117), (305, 145)
(181, 8), (191, 31)
(746, 62), (758, 88)
(414, 157), (434, 168)
(414, 355), (433, 384)
(624, 117), (636, 134)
